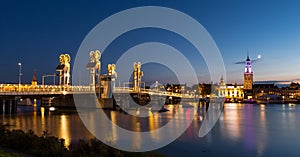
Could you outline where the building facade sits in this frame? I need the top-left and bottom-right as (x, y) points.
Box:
(218, 77), (244, 102)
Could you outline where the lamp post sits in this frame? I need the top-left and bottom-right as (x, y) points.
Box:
(18, 62), (22, 85)
(18, 62), (22, 91)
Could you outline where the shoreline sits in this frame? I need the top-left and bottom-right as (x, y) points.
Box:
(0, 125), (165, 157)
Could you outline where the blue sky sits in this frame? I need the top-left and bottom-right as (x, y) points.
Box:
(1, 0), (300, 84)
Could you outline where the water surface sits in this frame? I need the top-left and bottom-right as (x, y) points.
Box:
(1, 103), (300, 157)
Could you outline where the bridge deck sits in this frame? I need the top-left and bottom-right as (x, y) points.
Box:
(0, 84), (197, 99)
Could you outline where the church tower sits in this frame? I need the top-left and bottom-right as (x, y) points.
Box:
(218, 76), (226, 97)
(243, 54), (253, 99)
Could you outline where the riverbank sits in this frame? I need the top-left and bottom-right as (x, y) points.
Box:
(0, 124), (165, 157)
(0, 147), (32, 157)
(0, 150), (19, 157)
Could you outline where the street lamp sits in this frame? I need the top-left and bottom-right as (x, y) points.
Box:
(18, 62), (22, 86)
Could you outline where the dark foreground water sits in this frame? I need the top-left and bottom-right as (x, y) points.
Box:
(1, 103), (300, 157)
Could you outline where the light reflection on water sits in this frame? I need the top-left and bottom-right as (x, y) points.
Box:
(76, 103), (198, 151)
(1, 103), (300, 156)
(1, 106), (95, 147)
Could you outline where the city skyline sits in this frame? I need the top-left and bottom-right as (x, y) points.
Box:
(1, 1), (300, 84)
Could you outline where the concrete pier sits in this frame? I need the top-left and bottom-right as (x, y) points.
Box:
(0, 99), (17, 115)
(0, 100), (3, 114)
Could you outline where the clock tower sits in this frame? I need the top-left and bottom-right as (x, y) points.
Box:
(244, 54), (253, 99)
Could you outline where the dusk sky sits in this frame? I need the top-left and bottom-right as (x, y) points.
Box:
(1, 1), (300, 85)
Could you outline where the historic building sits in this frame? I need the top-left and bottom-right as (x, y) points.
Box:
(217, 54), (253, 102)
(216, 53), (300, 103)
(218, 76), (244, 102)
(244, 55), (254, 99)
(253, 82), (300, 103)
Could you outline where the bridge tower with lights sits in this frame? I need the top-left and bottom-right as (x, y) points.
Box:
(133, 62), (143, 92)
(86, 50), (101, 88)
(244, 54), (253, 99)
(56, 54), (71, 87)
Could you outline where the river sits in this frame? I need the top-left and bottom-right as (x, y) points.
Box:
(1, 103), (300, 157)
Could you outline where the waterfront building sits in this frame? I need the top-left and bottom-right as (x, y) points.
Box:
(253, 83), (280, 98)
(253, 82), (300, 103)
(281, 82), (300, 101)
(217, 54), (253, 102)
(218, 77), (244, 102)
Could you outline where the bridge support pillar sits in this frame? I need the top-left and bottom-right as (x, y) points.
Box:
(11, 99), (17, 114)
(4, 100), (10, 114)
(122, 96), (130, 112)
(3, 99), (17, 115)
(0, 100), (3, 114)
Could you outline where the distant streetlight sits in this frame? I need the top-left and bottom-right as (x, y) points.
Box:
(18, 62), (22, 86)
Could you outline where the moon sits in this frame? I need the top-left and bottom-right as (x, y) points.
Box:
(258, 54), (261, 59)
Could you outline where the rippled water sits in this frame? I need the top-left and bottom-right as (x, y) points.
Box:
(1, 103), (300, 157)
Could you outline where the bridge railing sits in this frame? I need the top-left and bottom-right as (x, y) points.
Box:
(113, 87), (191, 97)
(113, 87), (133, 92)
(0, 84), (94, 94)
(0, 84), (199, 98)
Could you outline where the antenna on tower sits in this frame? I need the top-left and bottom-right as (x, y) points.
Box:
(247, 51), (250, 60)
(235, 52), (262, 65)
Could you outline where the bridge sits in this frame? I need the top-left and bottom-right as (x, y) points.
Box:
(0, 51), (203, 114)
(0, 84), (196, 98)
(0, 84), (198, 114)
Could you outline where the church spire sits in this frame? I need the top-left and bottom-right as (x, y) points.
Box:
(220, 76), (225, 86)
(246, 52), (250, 61)
(31, 70), (37, 86)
